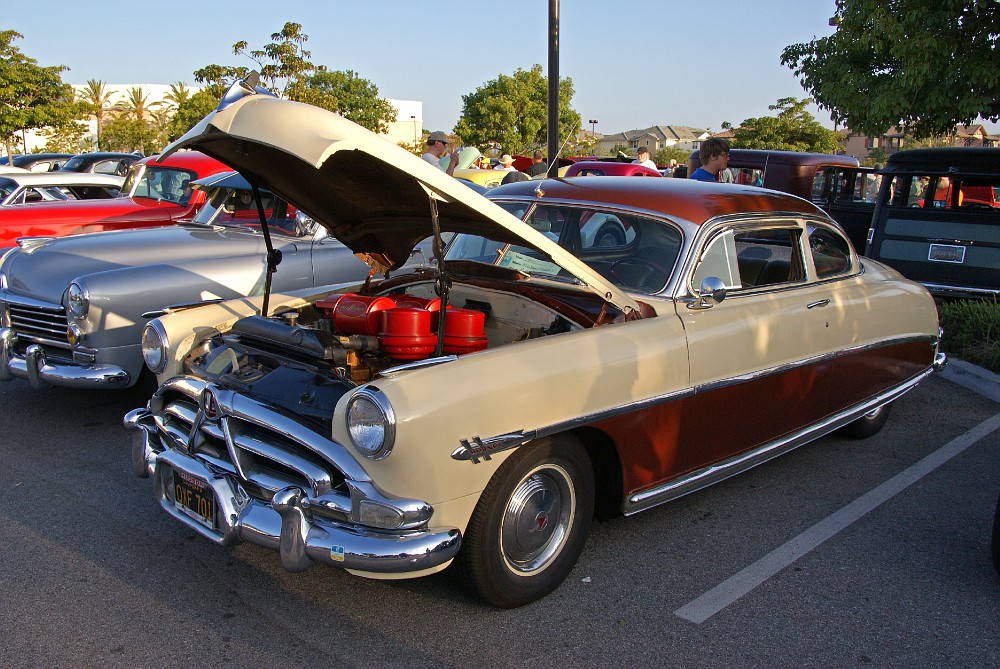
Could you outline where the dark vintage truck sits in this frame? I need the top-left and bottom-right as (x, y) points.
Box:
(687, 149), (877, 252)
(864, 147), (1000, 299)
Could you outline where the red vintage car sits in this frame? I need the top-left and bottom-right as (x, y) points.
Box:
(0, 151), (230, 249)
(563, 160), (662, 177)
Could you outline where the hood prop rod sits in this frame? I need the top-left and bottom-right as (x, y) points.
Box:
(428, 197), (451, 358)
(251, 182), (282, 317)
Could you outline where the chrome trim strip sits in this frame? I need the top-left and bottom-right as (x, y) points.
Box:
(624, 367), (934, 515)
(452, 335), (938, 464)
(379, 355), (458, 378)
(921, 282), (1000, 298)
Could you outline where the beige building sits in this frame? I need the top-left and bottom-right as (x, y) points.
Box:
(22, 83), (422, 152)
(838, 124), (999, 161)
(596, 125), (711, 156)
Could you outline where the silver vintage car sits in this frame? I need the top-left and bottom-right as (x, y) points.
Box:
(0, 172), (374, 390)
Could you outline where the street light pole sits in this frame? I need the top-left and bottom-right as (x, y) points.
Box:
(410, 115), (417, 146)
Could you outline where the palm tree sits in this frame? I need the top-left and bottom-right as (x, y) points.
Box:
(115, 86), (159, 122)
(163, 82), (191, 110)
(79, 79), (113, 151)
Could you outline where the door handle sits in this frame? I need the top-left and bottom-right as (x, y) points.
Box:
(807, 299), (831, 309)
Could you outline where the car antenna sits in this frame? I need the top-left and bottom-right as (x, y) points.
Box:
(250, 182), (282, 317)
(545, 122), (580, 178)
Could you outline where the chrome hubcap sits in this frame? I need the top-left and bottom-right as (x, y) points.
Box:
(500, 463), (575, 575)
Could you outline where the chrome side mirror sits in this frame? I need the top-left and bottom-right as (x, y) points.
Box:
(688, 276), (727, 310)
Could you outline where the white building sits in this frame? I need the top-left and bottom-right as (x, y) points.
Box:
(21, 83), (422, 152)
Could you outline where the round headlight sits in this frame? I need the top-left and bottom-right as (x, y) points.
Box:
(346, 388), (395, 460)
(67, 282), (89, 319)
(141, 321), (168, 374)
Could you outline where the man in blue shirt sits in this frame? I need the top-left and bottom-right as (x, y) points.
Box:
(689, 138), (730, 182)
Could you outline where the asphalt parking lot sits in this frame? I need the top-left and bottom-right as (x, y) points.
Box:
(0, 364), (997, 668)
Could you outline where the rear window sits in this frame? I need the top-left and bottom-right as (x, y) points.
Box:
(887, 174), (1000, 210)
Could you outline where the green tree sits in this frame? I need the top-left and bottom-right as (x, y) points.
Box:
(115, 86), (158, 122)
(731, 97), (840, 153)
(193, 23), (397, 134)
(78, 79), (113, 150)
(781, 0), (1000, 139)
(0, 30), (85, 161)
(101, 115), (158, 154)
(163, 82), (192, 110)
(862, 146), (887, 167)
(653, 146), (691, 166)
(293, 70), (397, 133)
(454, 65), (581, 155)
(40, 120), (89, 153)
(167, 89), (220, 142)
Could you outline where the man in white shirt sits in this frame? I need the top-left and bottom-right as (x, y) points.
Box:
(633, 147), (657, 170)
(422, 131), (459, 176)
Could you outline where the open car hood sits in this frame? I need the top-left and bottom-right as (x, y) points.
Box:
(161, 91), (641, 316)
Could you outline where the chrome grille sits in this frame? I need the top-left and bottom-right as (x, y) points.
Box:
(155, 387), (348, 505)
(7, 302), (69, 346)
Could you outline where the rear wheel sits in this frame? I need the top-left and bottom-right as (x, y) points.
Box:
(459, 435), (594, 608)
(840, 402), (893, 439)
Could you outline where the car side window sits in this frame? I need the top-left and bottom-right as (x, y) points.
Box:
(807, 226), (854, 278)
(693, 226), (805, 291)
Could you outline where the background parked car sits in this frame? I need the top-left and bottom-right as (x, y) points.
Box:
(127, 89), (943, 609)
(0, 171), (378, 391)
(59, 152), (142, 176)
(687, 149), (876, 251)
(0, 172), (124, 205)
(865, 147), (1000, 299)
(0, 152), (73, 172)
(0, 150), (229, 249)
(563, 160), (662, 177)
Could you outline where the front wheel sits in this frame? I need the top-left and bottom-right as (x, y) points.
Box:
(458, 435), (595, 608)
(839, 402), (893, 439)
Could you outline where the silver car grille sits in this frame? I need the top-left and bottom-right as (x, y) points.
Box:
(7, 301), (70, 347)
(153, 383), (351, 517)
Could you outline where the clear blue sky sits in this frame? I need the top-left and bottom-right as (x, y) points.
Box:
(5, 0), (971, 136)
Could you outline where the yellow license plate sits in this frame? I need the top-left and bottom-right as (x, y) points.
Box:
(172, 469), (214, 530)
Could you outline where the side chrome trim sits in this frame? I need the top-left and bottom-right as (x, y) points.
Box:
(451, 335), (938, 464)
(623, 366), (935, 515)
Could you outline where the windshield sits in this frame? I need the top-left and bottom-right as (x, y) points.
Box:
(191, 186), (311, 237)
(122, 164), (196, 205)
(445, 201), (683, 293)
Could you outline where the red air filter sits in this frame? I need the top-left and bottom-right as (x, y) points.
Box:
(379, 307), (436, 359)
(442, 308), (487, 354)
(331, 294), (397, 335)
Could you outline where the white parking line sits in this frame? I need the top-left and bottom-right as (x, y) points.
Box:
(674, 411), (1000, 624)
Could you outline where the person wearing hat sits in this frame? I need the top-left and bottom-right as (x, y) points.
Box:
(422, 131), (459, 176)
(495, 154), (517, 172)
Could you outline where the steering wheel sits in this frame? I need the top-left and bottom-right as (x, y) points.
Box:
(610, 257), (668, 292)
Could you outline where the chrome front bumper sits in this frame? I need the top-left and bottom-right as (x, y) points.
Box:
(0, 327), (130, 389)
(125, 408), (462, 575)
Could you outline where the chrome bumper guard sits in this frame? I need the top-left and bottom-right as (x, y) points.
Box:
(0, 327), (130, 389)
(125, 408), (461, 575)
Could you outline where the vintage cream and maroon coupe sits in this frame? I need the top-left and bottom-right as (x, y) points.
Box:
(126, 78), (945, 607)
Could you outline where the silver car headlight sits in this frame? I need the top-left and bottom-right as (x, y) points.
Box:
(141, 320), (168, 374)
(67, 282), (89, 319)
(346, 387), (395, 460)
